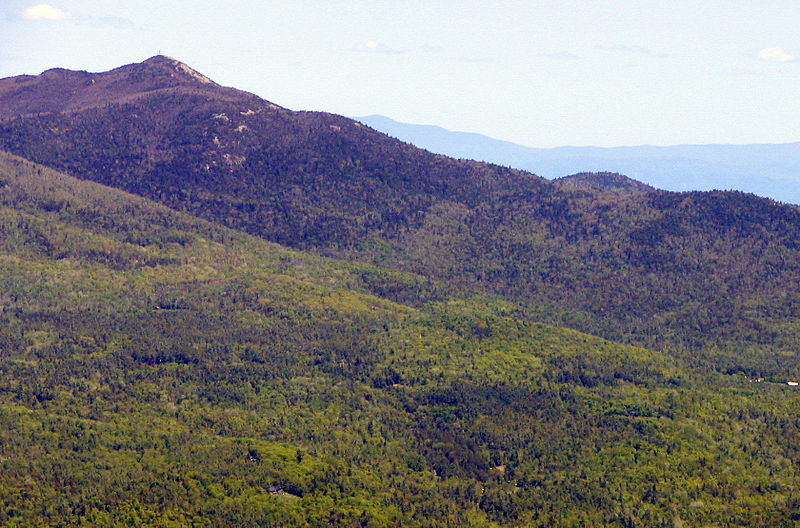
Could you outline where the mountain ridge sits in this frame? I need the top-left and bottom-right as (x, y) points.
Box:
(3, 57), (800, 366)
(0, 57), (551, 249)
(357, 114), (800, 204)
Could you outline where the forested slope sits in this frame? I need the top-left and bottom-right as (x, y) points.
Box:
(2, 152), (800, 526)
(3, 57), (800, 371)
(554, 172), (656, 194)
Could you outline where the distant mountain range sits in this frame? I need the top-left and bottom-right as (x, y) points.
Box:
(357, 114), (800, 205)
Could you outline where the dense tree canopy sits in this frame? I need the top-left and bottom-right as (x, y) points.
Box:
(1, 152), (800, 527)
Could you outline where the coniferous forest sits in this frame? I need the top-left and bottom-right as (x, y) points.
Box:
(1, 57), (800, 527)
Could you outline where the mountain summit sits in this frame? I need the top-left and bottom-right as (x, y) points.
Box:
(0, 55), (241, 120)
(139, 54), (218, 85)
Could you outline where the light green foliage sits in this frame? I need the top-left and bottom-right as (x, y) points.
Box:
(1, 152), (800, 526)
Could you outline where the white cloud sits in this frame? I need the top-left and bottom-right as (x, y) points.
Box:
(759, 47), (794, 62)
(22, 4), (69, 20)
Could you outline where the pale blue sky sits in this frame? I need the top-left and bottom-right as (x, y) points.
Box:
(1, 0), (798, 147)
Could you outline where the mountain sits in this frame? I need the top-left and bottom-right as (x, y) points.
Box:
(357, 114), (800, 205)
(3, 57), (800, 374)
(0, 55), (227, 118)
(554, 172), (656, 194)
(0, 55), (551, 250)
(3, 150), (800, 527)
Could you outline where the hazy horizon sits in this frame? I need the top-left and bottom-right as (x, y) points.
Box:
(357, 113), (800, 204)
(357, 114), (800, 149)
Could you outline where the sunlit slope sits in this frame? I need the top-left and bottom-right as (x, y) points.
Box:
(1, 152), (800, 526)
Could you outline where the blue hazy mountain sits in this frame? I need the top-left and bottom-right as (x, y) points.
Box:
(357, 114), (800, 205)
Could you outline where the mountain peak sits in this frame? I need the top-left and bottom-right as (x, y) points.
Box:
(142, 54), (177, 64)
(139, 55), (216, 85)
(0, 56), (235, 120)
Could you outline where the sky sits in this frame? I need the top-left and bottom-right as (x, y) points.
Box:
(1, 0), (798, 148)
